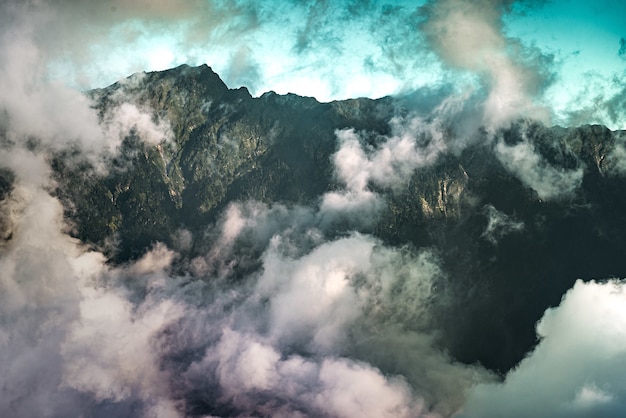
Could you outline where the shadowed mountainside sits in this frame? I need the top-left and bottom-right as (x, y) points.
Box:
(6, 64), (626, 374)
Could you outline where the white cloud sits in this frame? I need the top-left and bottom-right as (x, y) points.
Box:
(0, 4), (174, 176)
(0, 183), (86, 416)
(320, 112), (450, 221)
(494, 134), (583, 200)
(256, 235), (373, 352)
(0, 144), (493, 417)
(0, 170), (185, 417)
(0, 27), (108, 154)
(333, 119), (447, 190)
(420, 0), (550, 130)
(189, 328), (424, 417)
(1, 2), (625, 417)
(104, 102), (173, 147)
(61, 286), (184, 415)
(607, 130), (626, 175)
(313, 358), (417, 418)
(459, 279), (626, 418)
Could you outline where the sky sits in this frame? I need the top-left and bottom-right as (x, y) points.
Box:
(2, 1), (626, 418)
(1, 0), (624, 129)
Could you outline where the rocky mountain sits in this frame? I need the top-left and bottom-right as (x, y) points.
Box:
(6, 64), (626, 376)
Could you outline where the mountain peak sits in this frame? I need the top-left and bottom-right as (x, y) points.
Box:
(39, 64), (626, 378)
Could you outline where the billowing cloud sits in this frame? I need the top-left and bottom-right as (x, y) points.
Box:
(175, 227), (492, 417)
(0, 20), (106, 154)
(187, 328), (421, 418)
(419, 0), (551, 130)
(607, 130), (626, 175)
(2, 1), (626, 417)
(61, 287), (184, 416)
(0, 2), (173, 170)
(0, 0), (435, 100)
(494, 132), (583, 199)
(0, 147), (184, 416)
(459, 279), (626, 418)
(0, 137), (493, 417)
(1, 0), (624, 129)
(104, 102), (173, 147)
(320, 99), (460, 221)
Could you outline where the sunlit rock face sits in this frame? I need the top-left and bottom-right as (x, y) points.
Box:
(4, 64), (626, 383)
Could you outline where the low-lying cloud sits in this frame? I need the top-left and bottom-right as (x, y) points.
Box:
(494, 138), (583, 199)
(481, 204), (524, 244)
(320, 97), (464, 221)
(2, 1), (626, 417)
(0, 169), (491, 417)
(459, 279), (626, 418)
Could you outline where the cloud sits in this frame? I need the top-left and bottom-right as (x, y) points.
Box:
(320, 88), (506, 225)
(0, 17), (179, 413)
(320, 104), (455, 222)
(0, 3), (175, 173)
(190, 200), (320, 279)
(319, 129), (385, 223)
(0, 181), (90, 416)
(0, 0), (621, 133)
(256, 235), (371, 352)
(459, 279), (626, 418)
(0, 20), (107, 154)
(61, 287), (184, 412)
(619, 38), (626, 60)
(0, 154), (185, 417)
(33, 0), (261, 85)
(419, 0), (551, 130)
(0, 0), (445, 102)
(1, 1), (626, 417)
(103, 102), (173, 147)
(494, 129), (583, 199)
(177, 230), (492, 417)
(187, 328), (421, 417)
(0, 147), (495, 417)
(561, 72), (626, 130)
(481, 204), (524, 244)
(607, 131), (626, 175)
(223, 45), (262, 91)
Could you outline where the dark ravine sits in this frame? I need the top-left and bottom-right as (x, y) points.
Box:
(6, 64), (626, 374)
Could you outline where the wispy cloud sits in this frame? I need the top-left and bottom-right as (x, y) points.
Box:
(419, 0), (552, 130)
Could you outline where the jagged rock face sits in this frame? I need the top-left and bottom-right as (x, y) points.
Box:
(25, 64), (626, 372)
(53, 64), (396, 259)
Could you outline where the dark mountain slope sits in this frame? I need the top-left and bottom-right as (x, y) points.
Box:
(8, 64), (626, 373)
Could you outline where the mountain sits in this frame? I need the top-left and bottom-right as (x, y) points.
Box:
(6, 64), (626, 377)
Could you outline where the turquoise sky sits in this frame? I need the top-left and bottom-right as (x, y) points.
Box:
(5, 0), (626, 129)
(504, 0), (626, 127)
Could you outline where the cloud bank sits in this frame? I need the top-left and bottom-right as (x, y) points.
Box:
(459, 279), (626, 418)
(1, 0), (626, 417)
(0, 166), (492, 417)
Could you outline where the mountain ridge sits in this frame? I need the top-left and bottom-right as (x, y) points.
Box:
(3, 64), (626, 375)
